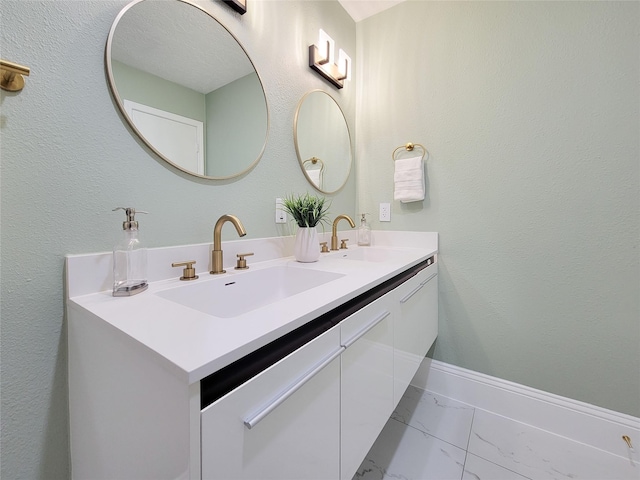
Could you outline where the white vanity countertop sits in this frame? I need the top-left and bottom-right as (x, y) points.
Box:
(67, 231), (437, 384)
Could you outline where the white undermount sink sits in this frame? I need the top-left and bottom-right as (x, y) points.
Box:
(156, 265), (344, 318)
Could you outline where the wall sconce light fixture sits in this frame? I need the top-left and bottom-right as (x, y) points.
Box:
(309, 30), (350, 89)
(223, 0), (246, 15)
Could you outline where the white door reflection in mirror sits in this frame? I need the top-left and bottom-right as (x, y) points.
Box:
(124, 100), (204, 175)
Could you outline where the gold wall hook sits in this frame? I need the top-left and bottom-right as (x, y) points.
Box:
(623, 435), (633, 449)
(0, 59), (30, 92)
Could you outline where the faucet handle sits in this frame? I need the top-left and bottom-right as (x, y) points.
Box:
(340, 239), (349, 249)
(235, 252), (254, 270)
(320, 242), (329, 253)
(172, 260), (198, 281)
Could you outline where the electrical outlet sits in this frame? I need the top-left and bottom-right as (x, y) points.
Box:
(379, 202), (391, 222)
(275, 198), (287, 223)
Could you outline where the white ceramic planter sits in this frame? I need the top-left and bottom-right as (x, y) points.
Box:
(294, 227), (320, 263)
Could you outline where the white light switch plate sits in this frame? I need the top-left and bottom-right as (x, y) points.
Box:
(379, 203), (391, 222)
(275, 198), (287, 223)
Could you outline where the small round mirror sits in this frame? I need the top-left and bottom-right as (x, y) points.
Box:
(106, 0), (269, 179)
(294, 90), (352, 194)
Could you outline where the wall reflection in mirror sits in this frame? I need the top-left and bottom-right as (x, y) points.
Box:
(106, 0), (268, 179)
(294, 90), (352, 194)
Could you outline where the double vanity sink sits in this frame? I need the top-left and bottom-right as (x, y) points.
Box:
(66, 232), (438, 479)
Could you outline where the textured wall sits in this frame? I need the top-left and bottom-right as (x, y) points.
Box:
(356, 1), (639, 416)
(0, 1), (355, 477)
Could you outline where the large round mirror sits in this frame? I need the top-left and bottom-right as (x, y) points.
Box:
(106, 0), (269, 179)
(294, 90), (352, 194)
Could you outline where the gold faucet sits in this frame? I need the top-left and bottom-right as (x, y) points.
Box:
(331, 214), (355, 250)
(211, 214), (247, 274)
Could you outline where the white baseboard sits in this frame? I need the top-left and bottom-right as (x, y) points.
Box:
(412, 358), (640, 460)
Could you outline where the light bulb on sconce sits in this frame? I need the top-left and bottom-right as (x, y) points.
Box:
(309, 29), (350, 89)
(317, 29), (335, 65)
(337, 49), (351, 81)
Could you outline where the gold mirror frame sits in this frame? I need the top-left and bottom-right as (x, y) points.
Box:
(105, 0), (269, 180)
(293, 90), (353, 194)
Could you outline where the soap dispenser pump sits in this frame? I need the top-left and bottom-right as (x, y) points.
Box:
(357, 213), (371, 246)
(112, 207), (148, 297)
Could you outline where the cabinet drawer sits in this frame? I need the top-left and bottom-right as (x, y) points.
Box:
(394, 262), (438, 406)
(341, 292), (395, 480)
(201, 325), (341, 480)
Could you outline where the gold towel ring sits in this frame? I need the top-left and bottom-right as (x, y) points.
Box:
(303, 157), (324, 186)
(303, 156), (323, 167)
(392, 143), (427, 161)
(303, 156), (325, 173)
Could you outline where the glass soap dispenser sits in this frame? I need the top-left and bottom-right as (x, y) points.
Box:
(357, 213), (371, 246)
(112, 207), (148, 297)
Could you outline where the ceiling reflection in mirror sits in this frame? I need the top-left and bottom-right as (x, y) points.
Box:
(106, 0), (269, 179)
(294, 90), (352, 194)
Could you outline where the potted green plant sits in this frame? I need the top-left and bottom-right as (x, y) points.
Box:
(282, 193), (330, 262)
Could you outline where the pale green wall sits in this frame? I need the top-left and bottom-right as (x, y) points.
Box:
(0, 0), (356, 477)
(2, 0), (638, 477)
(356, 1), (639, 416)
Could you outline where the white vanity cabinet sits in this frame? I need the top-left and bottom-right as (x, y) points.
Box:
(340, 293), (395, 480)
(393, 263), (438, 406)
(199, 259), (437, 480)
(66, 235), (439, 480)
(201, 325), (342, 480)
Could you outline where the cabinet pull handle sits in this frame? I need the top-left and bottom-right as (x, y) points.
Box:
(243, 346), (345, 430)
(420, 272), (438, 286)
(342, 311), (391, 349)
(400, 272), (437, 304)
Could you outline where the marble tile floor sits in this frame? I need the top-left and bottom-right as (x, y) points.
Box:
(353, 385), (638, 480)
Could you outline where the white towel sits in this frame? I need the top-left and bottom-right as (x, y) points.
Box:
(394, 156), (425, 203)
(306, 168), (322, 189)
